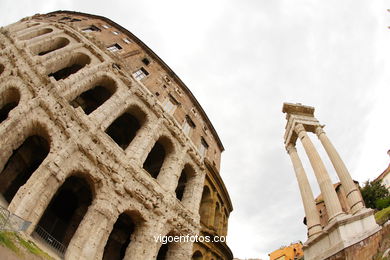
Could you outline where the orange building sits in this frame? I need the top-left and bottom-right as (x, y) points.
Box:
(269, 242), (303, 260)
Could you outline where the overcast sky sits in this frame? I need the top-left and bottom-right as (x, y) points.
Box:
(1, 1), (389, 259)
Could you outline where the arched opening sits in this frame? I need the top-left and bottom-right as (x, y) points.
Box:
(105, 107), (146, 150)
(70, 76), (116, 115)
(103, 212), (140, 260)
(34, 175), (93, 250)
(157, 242), (169, 260)
(0, 135), (49, 206)
(48, 52), (90, 81)
(199, 186), (212, 226)
(19, 28), (53, 41)
(143, 137), (172, 179)
(192, 251), (203, 260)
(0, 64), (4, 75)
(175, 170), (187, 201)
(175, 164), (195, 201)
(30, 37), (70, 56)
(0, 88), (20, 124)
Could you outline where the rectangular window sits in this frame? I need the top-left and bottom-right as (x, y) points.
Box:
(102, 24), (110, 29)
(123, 38), (131, 44)
(163, 95), (179, 114)
(132, 67), (149, 80)
(182, 121), (191, 136)
(199, 138), (209, 158)
(107, 43), (123, 52)
(112, 31), (120, 35)
(182, 115), (196, 136)
(163, 99), (176, 114)
(82, 25), (101, 32)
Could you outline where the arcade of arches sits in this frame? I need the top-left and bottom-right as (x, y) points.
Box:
(0, 10), (233, 260)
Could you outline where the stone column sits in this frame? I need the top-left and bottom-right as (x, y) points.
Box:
(208, 197), (217, 229)
(65, 199), (116, 260)
(124, 224), (163, 260)
(181, 167), (205, 213)
(165, 241), (193, 260)
(125, 119), (162, 164)
(315, 126), (364, 213)
(157, 148), (186, 191)
(295, 124), (344, 222)
(286, 144), (322, 237)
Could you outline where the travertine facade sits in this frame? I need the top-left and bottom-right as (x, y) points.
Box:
(0, 11), (232, 260)
(282, 103), (380, 260)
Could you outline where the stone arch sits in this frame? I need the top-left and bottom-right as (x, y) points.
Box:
(102, 210), (144, 260)
(199, 185), (213, 226)
(34, 174), (94, 251)
(0, 63), (4, 76)
(192, 250), (203, 260)
(70, 75), (117, 115)
(157, 242), (170, 260)
(143, 135), (174, 179)
(0, 87), (20, 124)
(30, 37), (70, 56)
(175, 164), (196, 202)
(0, 132), (50, 207)
(0, 120), (53, 170)
(105, 105), (147, 150)
(47, 52), (91, 81)
(18, 27), (53, 41)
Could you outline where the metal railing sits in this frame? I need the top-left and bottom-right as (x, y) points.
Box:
(0, 205), (31, 231)
(33, 225), (67, 257)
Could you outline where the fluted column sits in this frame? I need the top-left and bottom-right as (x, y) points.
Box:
(286, 144), (322, 237)
(315, 126), (364, 213)
(295, 124), (344, 222)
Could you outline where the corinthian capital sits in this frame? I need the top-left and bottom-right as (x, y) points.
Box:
(294, 123), (306, 135)
(315, 126), (325, 137)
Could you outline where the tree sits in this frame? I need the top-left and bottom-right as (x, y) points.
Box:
(360, 180), (390, 210)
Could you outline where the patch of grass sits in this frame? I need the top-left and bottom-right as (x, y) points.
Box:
(0, 231), (19, 254)
(0, 231), (54, 259)
(16, 235), (54, 260)
(375, 206), (390, 225)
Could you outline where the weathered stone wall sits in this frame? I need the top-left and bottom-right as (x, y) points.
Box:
(0, 11), (233, 260)
(328, 223), (390, 260)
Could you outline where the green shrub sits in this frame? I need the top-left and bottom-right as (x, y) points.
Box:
(376, 197), (390, 210)
(361, 180), (390, 210)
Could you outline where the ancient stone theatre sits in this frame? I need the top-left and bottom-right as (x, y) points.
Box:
(0, 11), (233, 260)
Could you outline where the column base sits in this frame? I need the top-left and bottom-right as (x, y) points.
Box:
(303, 208), (381, 260)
